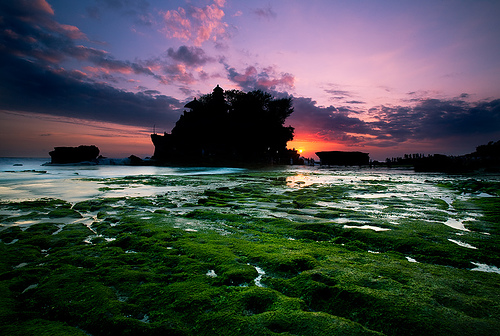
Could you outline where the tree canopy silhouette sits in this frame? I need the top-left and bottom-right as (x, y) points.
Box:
(151, 85), (298, 165)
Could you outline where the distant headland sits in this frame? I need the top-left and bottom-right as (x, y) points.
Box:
(385, 140), (500, 173)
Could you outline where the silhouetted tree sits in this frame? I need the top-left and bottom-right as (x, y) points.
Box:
(152, 85), (296, 165)
(473, 140), (500, 158)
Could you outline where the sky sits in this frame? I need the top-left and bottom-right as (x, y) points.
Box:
(1, 0), (500, 160)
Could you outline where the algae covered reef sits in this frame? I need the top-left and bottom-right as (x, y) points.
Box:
(1, 167), (500, 335)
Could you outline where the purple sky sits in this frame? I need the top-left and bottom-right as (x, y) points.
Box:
(1, 0), (499, 160)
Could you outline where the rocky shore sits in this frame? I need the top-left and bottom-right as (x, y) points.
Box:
(1, 168), (499, 335)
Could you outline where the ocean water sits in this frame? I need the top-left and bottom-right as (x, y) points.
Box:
(1, 157), (500, 274)
(0, 157), (245, 202)
(1, 157), (498, 203)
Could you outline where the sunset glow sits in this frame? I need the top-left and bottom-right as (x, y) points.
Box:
(1, 0), (499, 160)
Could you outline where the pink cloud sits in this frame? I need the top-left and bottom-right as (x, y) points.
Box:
(213, 0), (226, 7)
(57, 24), (87, 40)
(233, 66), (258, 82)
(29, 0), (55, 15)
(161, 1), (227, 45)
(160, 64), (196, 84)
(257, 73), (295, 90)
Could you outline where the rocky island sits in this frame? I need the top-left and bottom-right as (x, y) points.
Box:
(49, 145), (100, 164)
(151, 85), (301, 166)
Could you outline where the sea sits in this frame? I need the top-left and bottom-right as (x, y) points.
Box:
(0, 157), (245, 202)
(1, 157), (500, 274)
(1, 157), (499, 203)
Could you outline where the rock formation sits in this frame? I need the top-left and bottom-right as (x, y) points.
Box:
(49, 145), (100, 164)
(152, 85), (298, 165)
(316, 151), (370, 166)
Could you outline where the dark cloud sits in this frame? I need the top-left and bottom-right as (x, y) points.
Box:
(0, 53), (183, 129)
(345, 100), (365, 105)
(93, 56), (157, 77)
(87, 0), (153, 25)
(101, 0), (149, 11)
(369, 98), (500, 142)
(166, 46), (214, 67)
(0, 0), (158, 80)
(0, 0), (87, 64)
(325, 89), (352, 97)
(288, 97), (374, 143)
(253, 5), (277, 20)
(325, 88), (359, 102)
(224, 64), (294, 91)
(143, 89), (161, 95)
(0, 1), (189, 88)
(288, 95), (500, 148)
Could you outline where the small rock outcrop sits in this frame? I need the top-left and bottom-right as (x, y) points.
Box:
(49, 145), (100, 164)
(316, 151), (370, 166)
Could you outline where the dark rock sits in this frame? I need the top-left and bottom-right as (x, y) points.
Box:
(151, 85), (298, 166)
(49, 145), (100, 164)
(316, 151), (370, 166)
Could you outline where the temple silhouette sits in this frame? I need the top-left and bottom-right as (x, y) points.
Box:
(151, 85), (300, 165)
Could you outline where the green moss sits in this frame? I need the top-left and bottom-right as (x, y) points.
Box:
(2, 171), (500, 335)
(3, 198), (70, 211)
(72, 198), (123, 212)
(216, 264), (258, 286)
(0, 282), (17, 325)
(48, 208), (82, 218)
(125, 197), (155, 207)
(1, 319), (90, 336)
(439, 179), (500, 196)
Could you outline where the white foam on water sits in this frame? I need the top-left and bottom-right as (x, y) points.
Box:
(253, 266), (266, 287)
(343, 225), (391, 231)
(448, 239), (477, 249)
(444, 218), (471, 231)
(471, 262), (500, 274)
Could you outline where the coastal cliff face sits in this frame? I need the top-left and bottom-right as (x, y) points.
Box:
(49, 145), (99, 164)
(151, 86), (298, 165)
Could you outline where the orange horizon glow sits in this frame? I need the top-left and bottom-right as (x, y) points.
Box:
(0, 111), (155, 158)
(287, 138), (342, 160)
(0, 110), (489, 161)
